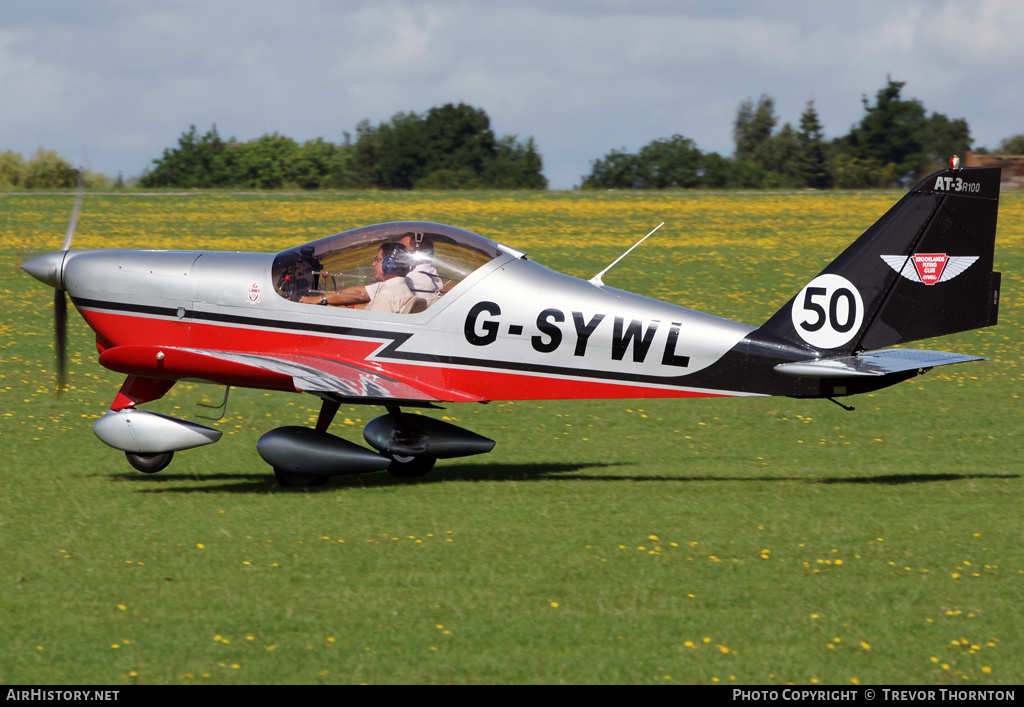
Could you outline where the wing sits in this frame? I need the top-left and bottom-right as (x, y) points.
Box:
(97, 345), (449, 403)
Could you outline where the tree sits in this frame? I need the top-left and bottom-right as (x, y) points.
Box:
(832, 77), (973, 185)
(0, 151), (24, 188)
(638, 135), (704, 188)
(22, 149), (79, 189)
(919, 113), (970, 169)
(731, 95), (808, 188)
(995, 134), (1024, 154)
(699, 152), (733, 188)
(757, 124), (803, 188)
(733, 95), (777, 163)
(354, 111), (426, 188)
(138, 106), (546, 190)
(486, 136), (547, 189)
(354, 103), (546, 189)
(845, 78), (927, 178)
(416, 103), (496, 186)
(581, 149), (644, 189)
(794, 101), (831, 188)
(288, 138), (354, 190)
(139, 125), (239, 188)
(234, 133), (299, 189)
(581, 135), (706, 189)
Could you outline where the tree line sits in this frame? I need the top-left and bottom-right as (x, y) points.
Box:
(582, 78), (989, 190)
(138, 103), (546, 190)
(3, 82), (1022, 191)
(0, 149), (118, 190)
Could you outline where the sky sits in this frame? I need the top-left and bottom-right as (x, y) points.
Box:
(2, 0), (1023, 189)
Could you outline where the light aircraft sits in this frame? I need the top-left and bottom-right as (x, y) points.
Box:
(21, 158), (1001, 487)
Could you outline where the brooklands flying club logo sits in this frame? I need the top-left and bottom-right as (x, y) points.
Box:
(880, 254), (979, 286)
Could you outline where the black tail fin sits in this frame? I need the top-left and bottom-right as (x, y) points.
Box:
(756, 164), (1001, 354)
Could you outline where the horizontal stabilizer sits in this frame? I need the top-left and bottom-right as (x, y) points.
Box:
(775, 348), (985, 378)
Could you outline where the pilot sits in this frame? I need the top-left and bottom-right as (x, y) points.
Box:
(301, 242), (415, 313)
(399, 232), (444, 303)
(365, 242), (416, 313)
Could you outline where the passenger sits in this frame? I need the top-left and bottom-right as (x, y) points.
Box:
(400, 232), (444, 303)
(301, 242), (415, 313)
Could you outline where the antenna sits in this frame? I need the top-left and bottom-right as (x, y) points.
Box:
(589, 223), (664, 287)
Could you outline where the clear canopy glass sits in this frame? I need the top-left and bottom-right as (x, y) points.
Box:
(272, 221), (519, 303)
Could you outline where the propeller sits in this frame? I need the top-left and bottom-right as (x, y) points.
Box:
(53, 165), (86, 395)
(55, 287), (68, 393)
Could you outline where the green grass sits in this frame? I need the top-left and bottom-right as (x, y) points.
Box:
(0, 191), (1021, 684)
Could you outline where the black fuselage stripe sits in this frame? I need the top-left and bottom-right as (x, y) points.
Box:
(72, 296), (390, 339)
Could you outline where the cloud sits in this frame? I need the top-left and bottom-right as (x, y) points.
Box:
(1, 0), (1022, 188)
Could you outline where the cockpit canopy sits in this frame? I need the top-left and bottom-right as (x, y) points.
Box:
(272, 221), (523, 302)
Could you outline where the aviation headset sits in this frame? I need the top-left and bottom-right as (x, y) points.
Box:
(379, 242), (411, 276)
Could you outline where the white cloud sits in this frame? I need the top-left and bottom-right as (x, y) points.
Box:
(1, 0), (1022, 188)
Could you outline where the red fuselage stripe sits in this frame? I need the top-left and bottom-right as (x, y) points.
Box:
(79, 308), (734, 402)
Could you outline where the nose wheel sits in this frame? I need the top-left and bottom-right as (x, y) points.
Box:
(125, 451), (174, 473)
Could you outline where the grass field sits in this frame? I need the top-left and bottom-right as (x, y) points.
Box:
(1, 189), (1021, 685)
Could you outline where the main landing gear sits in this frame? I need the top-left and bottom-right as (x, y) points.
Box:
(383, 452), (437, 478)
(257, 400), (494, 488)
(103, 387), (494, 488)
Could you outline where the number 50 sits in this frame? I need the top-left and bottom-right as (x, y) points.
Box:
(790, 274), (864, 349)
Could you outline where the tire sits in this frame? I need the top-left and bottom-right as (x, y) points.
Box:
(273, 467), (329, 488)
(125, 451), (174, 473)
(386, 454), (436, 478)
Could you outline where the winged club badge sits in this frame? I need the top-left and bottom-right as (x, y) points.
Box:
(880, 254), (979, 285)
